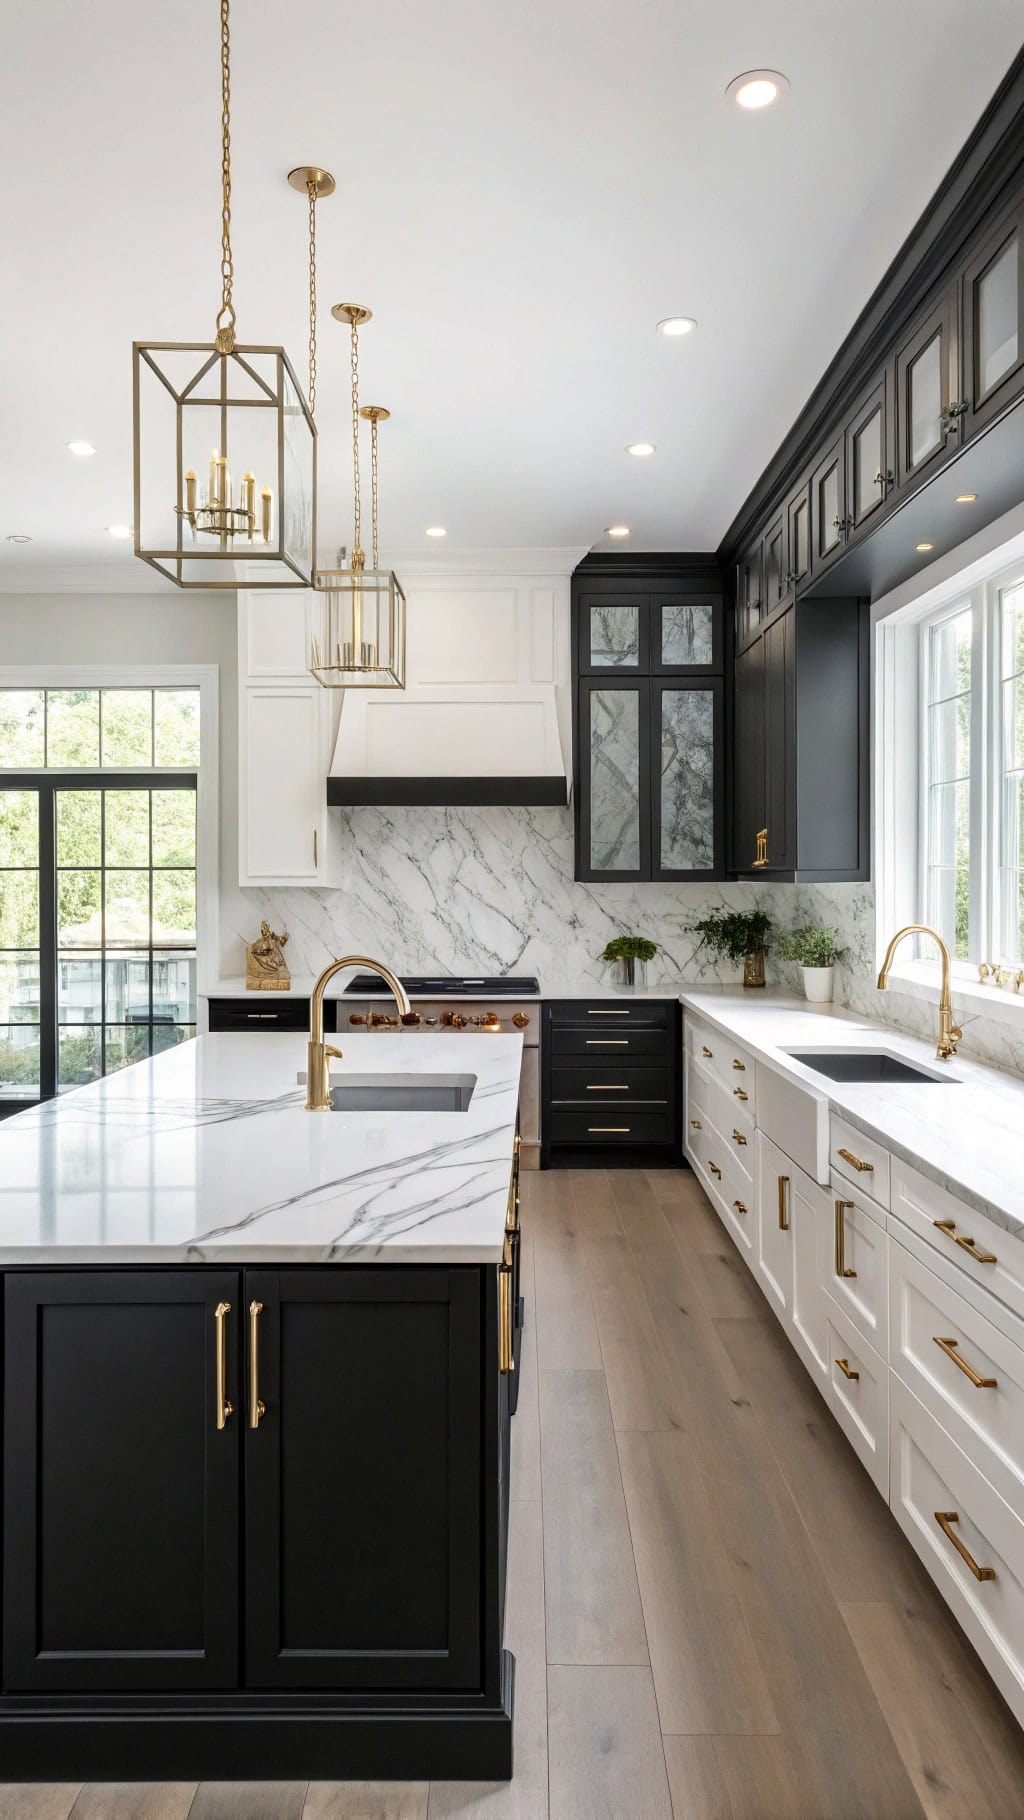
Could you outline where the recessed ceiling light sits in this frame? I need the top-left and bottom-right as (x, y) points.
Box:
(6, 533), (32, 544)
(605, 525), (631, 538)
(657, 316), (697, 337)
(425, 526), (447, 537)
(915, 541), (935, 552)
(67, 440), (96, 457)
(726, 69), (790, 109)
(955, 493), (978, 504)
(626, 442), (656, 458)
(106, 524), (133, 539)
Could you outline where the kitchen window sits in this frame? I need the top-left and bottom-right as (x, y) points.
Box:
(0, 679), (213, 1110)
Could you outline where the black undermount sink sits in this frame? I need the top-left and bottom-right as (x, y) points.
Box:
(327, 1073), (477, 1112)
(784, 1049), (958, 1085)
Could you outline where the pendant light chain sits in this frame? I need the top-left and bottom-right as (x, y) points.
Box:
(306, 179), (318, 417)
(370, 414), (379, 570)
(350, 317), (363, 563)
(215, 0), (236, 352)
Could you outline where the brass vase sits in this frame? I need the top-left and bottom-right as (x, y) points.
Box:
(743, 949), (766, 989)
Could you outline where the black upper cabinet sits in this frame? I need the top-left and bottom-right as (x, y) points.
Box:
(895, 284), (961, 488)
(4, 1270), (241, 1693)
(762, 512), (788, 617)
(573, 562), (725, 883)
(962, 195), (1024, 437)
(810, 433), (848, 573)
(732, 638), (765, 872)
(845, 370), (895, 535)
(245, 1268), (483, 1691)
(786, 480), (811, 594)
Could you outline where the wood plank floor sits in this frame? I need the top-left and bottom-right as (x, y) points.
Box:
(4, 1167), (1024, 1820)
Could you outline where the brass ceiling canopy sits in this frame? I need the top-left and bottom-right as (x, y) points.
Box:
(287, 166), (336, 199)
(131, 0), (315, 588)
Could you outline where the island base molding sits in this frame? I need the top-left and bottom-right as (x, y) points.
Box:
(0, 1656), (515, 1780)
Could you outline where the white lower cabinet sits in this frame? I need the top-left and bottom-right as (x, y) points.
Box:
(890, 1373), (1024, 1727)
(823, 1295), (889, 1495)
(826, 1177), (889, 1356)
(755, 1133), (828, 1380)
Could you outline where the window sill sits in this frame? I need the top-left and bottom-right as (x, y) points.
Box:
(884, 959), (1024, 1030)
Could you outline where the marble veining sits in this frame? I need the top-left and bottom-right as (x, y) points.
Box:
(589, 688), (641, 870)
(659, 687), (715, 870)
(662, 602), (713, 666)
(0, 1031), (522, 1265)
(588, 604), (639, 667)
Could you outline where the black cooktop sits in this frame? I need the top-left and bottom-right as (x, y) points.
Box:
(343, 974), (540, 997)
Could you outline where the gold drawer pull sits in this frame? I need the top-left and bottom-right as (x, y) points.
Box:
(248, 1299), (266, 1429)
(690, 1118), (702, 1129)
(214, 1300), (233, 1431)
(835, 1200), (857, 1278)
(837, 1146), (873, 1173)
(702, 1045), (713, 1058)
(732, 1128), (748, 1146)
(778, 1174), (790, 1232)
(733, 1086), (749, 1100)
(835, 1357), (859, 1381)
(499, 1246), (515, 1375)
(588, 1009), (630, 1015)
(934, 1511), (996, 1581)
(731, 1059), (746, 1071)
(588, 1126), (630, 1132)
(934, 1219), (997, 1264)
(933, 1335), (997, 1388)
(709, 1162), (722, 1179)
(587, 1083), (628, 1090)
(587, 1039), (628, 1045)
(732, 1199), (748, 1214)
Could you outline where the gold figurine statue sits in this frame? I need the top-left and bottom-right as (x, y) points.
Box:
(246, 921), (291, 991)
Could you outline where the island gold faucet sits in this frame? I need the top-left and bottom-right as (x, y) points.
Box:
(305, 955), (412, 1111)
(876, 924), (962, 1061)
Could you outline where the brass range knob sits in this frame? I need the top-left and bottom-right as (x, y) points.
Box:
(473, 1011), (502, 1031)
(349, 1011), (399, 1028)
(400, 1011), (421, 1026)
(442, 1010), (469, 1029)
(512, 1011), (530, 1028)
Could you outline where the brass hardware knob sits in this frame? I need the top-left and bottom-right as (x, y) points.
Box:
(702, 1045), (713, 1058)
(732, 1059), (746, 1071)
(734, 1087), (749, 1100)
(732, 1129), (748, 1146)
(709, 1162), (722, 1179)
(835, 1357), (859, 1381)
(690, 1118), (702, 1130)
(933, 1335), (997, 1389)
(732, 1199), (748, 1214)
(512, 1010), (530, 1028)
(933, 1219), (997, 1264)
(934, 1510), (995, 1581)
(836, 1146), (872, 1173)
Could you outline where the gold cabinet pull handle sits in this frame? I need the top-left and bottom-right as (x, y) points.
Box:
(587, 1039), (628, 1045)
(733, 1086), (749, 1100)
(732, 1128), (748, 1146)
(588, 1009), (630, 1015)
(708, 1162), (722, 1179)
(837, 1146), (872, 1173)
(690, 1118), (702, 1129)
(702, 1045), (713, 1058)
(835, 1357), (859, 1381)
(835, 1200), (857, 1277)
(732, 1198), (748, 1215)
(214, 1300), (233, 1430)
(588, 1126), (630, 1132)
(933, 1335), (997, 1388)
(586, 1083), (628, 1090)
(933, 1219), (997, 1264)
(731, 1059), (746, 1071)
(934, 1511), (996, 1581)
(248, 1299), (266, 1428)
(778, 1174), (790, 1232)
(499, 1239), (515, 1375)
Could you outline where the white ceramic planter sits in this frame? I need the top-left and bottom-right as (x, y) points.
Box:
(801, 965), (834, 1003)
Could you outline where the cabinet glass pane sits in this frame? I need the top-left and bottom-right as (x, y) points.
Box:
(819, 464), (839, 552)
(766, 532), (783, 604)
(977, 236), (1019, 395)
(854, 407), (882, 518)
(589, 606), (639, 668)
(662, 603), (713, 666)
(909, 332), (943, 467)
(590, 689), (640, 870)
(0, 1023), (40, 1099)
(660, 690), (714, 870)
(792, 500), (809, 578)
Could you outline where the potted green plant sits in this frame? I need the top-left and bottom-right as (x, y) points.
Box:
(776, 926), (844, 1002)
(600, 934), (658, 988)
(687, 907), (774, 988)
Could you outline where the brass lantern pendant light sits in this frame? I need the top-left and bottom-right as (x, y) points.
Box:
(132, 0), (316, 588)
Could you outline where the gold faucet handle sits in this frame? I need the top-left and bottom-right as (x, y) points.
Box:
(324, 1045), (342, 1061)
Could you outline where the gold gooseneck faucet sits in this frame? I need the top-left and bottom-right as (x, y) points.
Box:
(876, 925), (962, 1061)
(305, 955), (412, 1111)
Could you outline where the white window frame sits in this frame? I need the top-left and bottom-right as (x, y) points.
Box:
(0, 665), (219, 1014)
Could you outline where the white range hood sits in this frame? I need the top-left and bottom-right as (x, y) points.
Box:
(325, 561), (574, 807)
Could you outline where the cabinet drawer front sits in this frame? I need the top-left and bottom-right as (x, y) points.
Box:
(891, 1158), (1024, 1323)
(548, 1109), (673, 1146)
(825, 1189), (889, 1354)
(550, 1065), (668, 1105)
(830, 1115), (890, 1207)
(691, 1122), (753, 1253)
(208, 997), (314, 1032)
(551, 1027), (669, 1060)
(551, 1001), (669, 1029)
(823, 1296), (889, 1496)
(890, 1376), (1024, 1726)
(889, 1237), (1024, 1514)
(686, 1021), (758, 1111)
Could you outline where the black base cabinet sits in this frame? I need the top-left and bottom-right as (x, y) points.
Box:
(541, 999), (682, 1168)
(0, 1265), (514, 1780)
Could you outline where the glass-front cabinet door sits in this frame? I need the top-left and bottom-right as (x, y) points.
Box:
(578, 679), (648, 880)
(579, 597), (649, 672)
(895, 288), (960, 487)
(787, 482), (811, 592)
(845, 373), (893, 533)
(963, 201), (1024, 436)
(653, 680), (722, 879)
(654, 597), (720, 672)
(811, 436), (847, 569)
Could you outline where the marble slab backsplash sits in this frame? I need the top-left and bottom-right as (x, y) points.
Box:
(220, 809), (1024, 1073)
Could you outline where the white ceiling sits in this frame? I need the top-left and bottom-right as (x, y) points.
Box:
(2, 0), (1023, 583)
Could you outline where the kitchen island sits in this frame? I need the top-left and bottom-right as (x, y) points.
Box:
(0, 1032), (522, 1781)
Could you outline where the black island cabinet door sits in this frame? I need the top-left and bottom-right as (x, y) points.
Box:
(244, 1267), (483, 1691)
(3, 1270), (241, 1693)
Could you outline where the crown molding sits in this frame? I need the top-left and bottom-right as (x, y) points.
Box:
(379, 546), (590, 577)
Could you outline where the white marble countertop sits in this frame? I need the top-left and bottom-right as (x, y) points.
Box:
(0, 1032), (522, 1266)
(680, 988), (1024, 1240)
